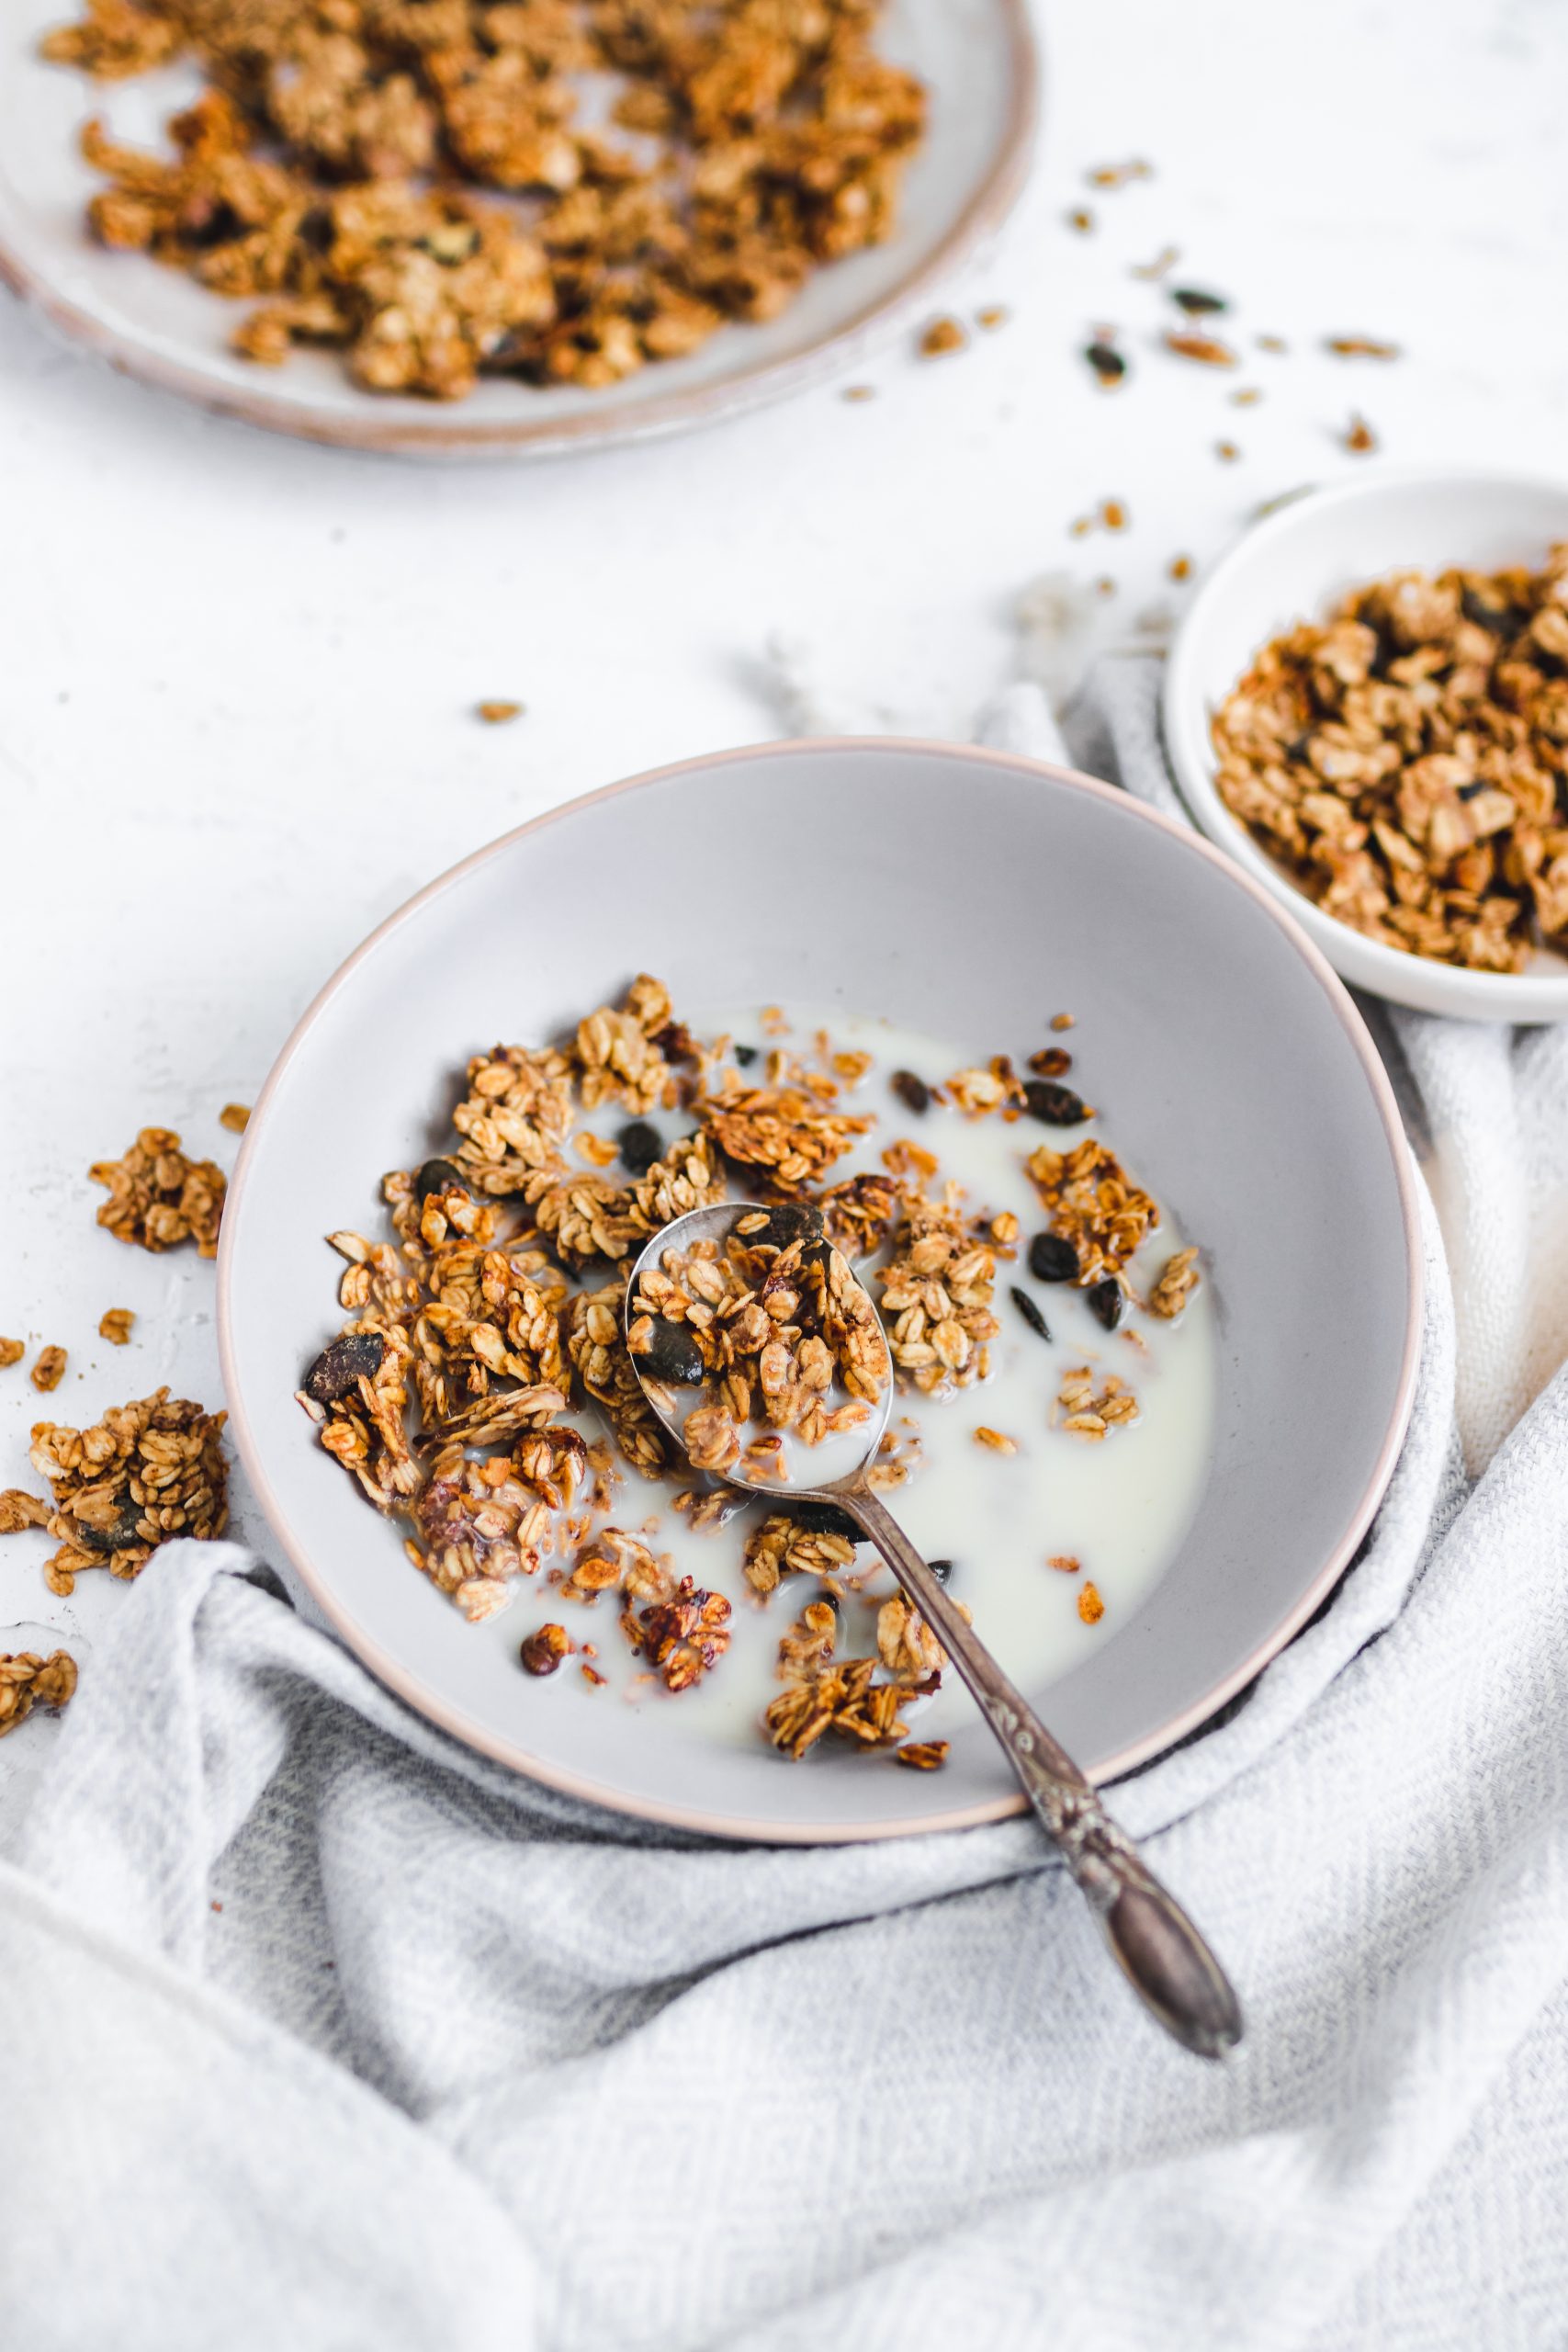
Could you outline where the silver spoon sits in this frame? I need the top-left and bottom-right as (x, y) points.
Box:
(626, 1198), (1243, 2061)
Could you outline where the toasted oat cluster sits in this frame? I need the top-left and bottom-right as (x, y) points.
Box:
(627, 1209), (890, 1475)
(0, 1650), (79, 1739)
(90, 1126), (227, 1256)
(1213, 550), (1568, 972)
(875, 1188), (1000, 1394)
(0, 1388), (229, 1595)
(43, 0), (926, 401)
(764, 1589), (953, 1763)
(1026, 1138), (1161, 1291)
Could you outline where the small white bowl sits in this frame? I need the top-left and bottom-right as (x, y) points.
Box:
(1164, 467), (1568, 1023)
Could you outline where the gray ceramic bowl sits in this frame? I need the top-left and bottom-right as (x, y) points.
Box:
(218, 741), (1421, 1841)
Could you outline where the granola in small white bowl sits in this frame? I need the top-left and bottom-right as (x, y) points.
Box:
(1164, 467), (1568, 1022)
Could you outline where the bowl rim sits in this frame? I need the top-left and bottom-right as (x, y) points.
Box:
(0, 0), (1038, 460)
(1163, 461), (1568, 1020)
(216, 736), (1424, 1842)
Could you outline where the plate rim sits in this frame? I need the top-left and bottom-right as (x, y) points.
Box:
(216, 736), (1425, 1843)
(0, 2), (1039, 459)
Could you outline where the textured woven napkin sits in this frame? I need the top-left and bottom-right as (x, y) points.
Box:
(5, 665), (1567, 2351)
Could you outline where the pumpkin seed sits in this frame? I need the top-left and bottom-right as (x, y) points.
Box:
(303, 1330), (386, 1403)
(1029, 1231), (1079, 1283)
(616, 1120), (662, 1176)
(1009, 1286), (1053, 1343)
(1087, 1278), (1124, 1331)
(1023, 1080), (1088, 1125)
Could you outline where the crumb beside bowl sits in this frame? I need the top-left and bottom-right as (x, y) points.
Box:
(1164, 467), (1568, 1023)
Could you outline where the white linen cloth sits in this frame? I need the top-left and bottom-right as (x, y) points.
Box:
(6, 663), (1568, 2351)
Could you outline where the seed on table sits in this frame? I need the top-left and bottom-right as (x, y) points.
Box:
(1087, 1279), (1124, 1332)
(732, 1043), (759, 1067)
(1084, 340), (1126, 387)
(890, 1069), (931, 1114)
(1029, 1232), (1080, 1283)
(1169, 286), (1227, 315)
(928, 1558), (954, 1585)
(1009, 1287), (1052, 1344)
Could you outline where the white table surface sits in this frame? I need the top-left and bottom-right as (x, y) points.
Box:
(3, 0), (1565, 1809)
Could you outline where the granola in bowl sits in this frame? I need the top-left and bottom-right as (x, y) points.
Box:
(1212, 547), (1568, 977)
(297, 982), (1216, 1764)
(39, 0), (928, 402)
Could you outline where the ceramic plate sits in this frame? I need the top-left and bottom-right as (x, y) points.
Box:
(0, 0), (1036, 458)
(218, 741), (1422, 1842)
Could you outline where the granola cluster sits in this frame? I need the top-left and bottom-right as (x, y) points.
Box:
(43, 0), (927, 401)
(90, 1126), (226, 1257)
(0, 1650), (79, 1739)
(627, 1211), (889, 1471)
(1213, 551), (1568, 972)
(1025, 1138), (1160, 1291)
(0, 1388), (230, 1595)
(875, 1188), (1000, 1394)
(763, 1589), (951, 1762)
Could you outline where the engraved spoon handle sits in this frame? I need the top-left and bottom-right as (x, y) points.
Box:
(840, 1487), (1243, 2060)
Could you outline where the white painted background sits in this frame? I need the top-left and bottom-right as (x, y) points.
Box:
(3, 0), (1565, 1803)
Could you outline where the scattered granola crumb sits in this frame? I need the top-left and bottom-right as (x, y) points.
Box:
(30, 1346), (67, 1394)
(896, 1740), (949, 1770)
(1066, 207), (1095, 232)
(90, 1127), (225, 1257)
(974, 1426), (1018, 1454)
(1047, 1554), (1081, 1574)
(1093, 575), (1117, 599)
(1100, 498), (1129, 531)
(219, 1103), (251, 1134)
(1165, 331), (1237, 368)
(919, 315), (967, 358)
(520, 1623), (570, 1676)
(1077, 1581), (1106, 1624)
(1344, 412), (1378, 455)
(1215, 440), (1241, 462)
(1256, 334), (1289, 354)
(976, 305), (1010, 332)
(1327, 336), (1401, 360)
(1050, 1013), (1076, 1032)
(98, 1309), (135, 1346)
(0, 1339), (24, 1369)
(1148, 1247), (1202, 1317)
(0, 1650), (78, 1739)
(1086, 159), (1153, 188)
(1231, 387), (1262, 406)
(477, 701), (523, 724)
(1168, 555), (1193, 582)
(581, 1662), (606, 1688)
(1130, 245), (1179, 280)
(842, 384), (876, 402)
(1058, 1365), (1140, 1441)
